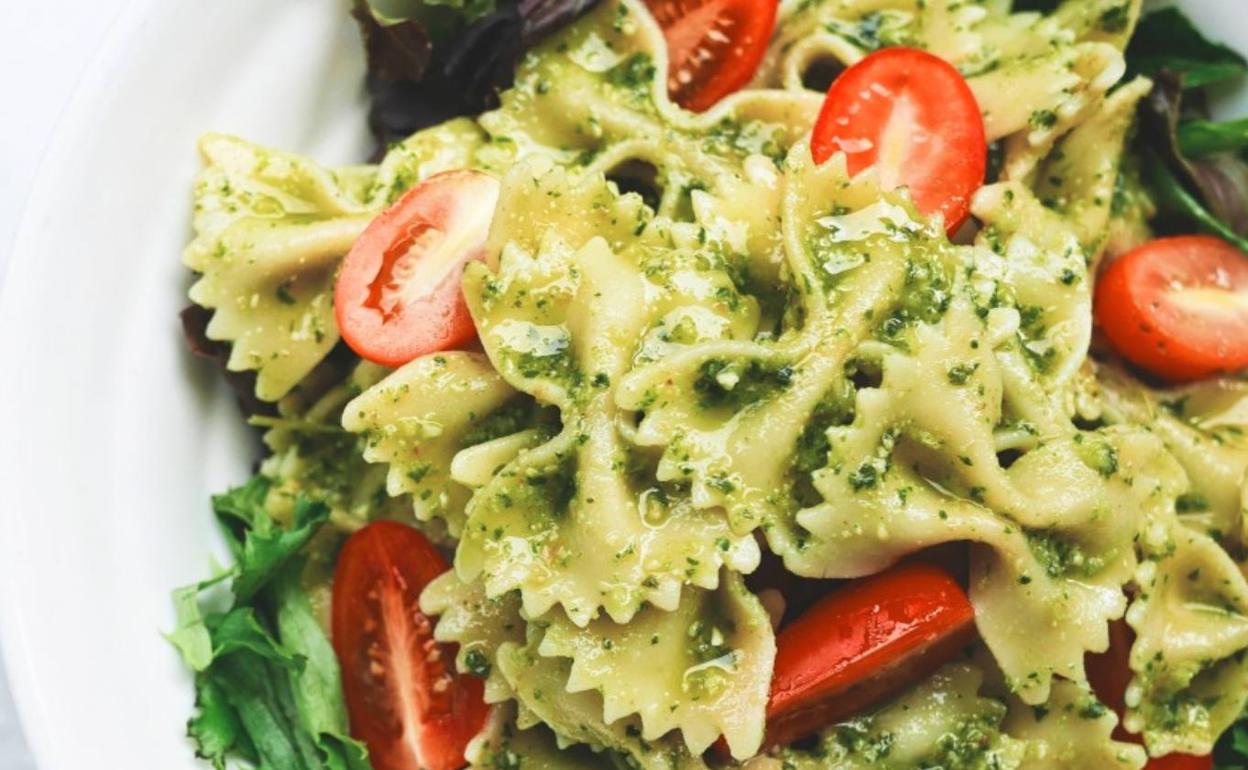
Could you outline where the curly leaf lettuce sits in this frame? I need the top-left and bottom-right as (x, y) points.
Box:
(167, 477), (367, 770)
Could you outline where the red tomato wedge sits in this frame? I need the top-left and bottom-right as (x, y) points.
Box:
(1086, 620), (1212, 770)
(335, 170), (500, 368)
(1095, 235), (1248, 382)
(810, 47), (986, 234)
(332, 521), (488, 770)
(644, 0), (778, 112)
(1146, 754), (1214, 770)
(1086, 620), (1135, 730)
(763, 562), (977, 749)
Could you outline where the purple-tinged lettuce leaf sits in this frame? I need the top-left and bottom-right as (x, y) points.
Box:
(354, 0), (601, 149)
(1139, 71), (1248, 252)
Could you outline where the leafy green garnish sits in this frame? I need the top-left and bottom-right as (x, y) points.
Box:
(1127, 8), (1248, 89)
(1137, 68), (1248, 253)
(169, 475), (367, 770)
(1179, 118), (1248, 158)
(208, 475), (332, 602)
(1143, 150), (1248, 253)
(1214, 715), (1248, 769)
(238, 504), (329, 601)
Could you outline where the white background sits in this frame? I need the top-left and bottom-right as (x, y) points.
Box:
(0, 3), (127, 767)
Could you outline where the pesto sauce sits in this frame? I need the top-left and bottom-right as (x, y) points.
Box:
(876, 256), (953, 343)
(694, 358), (796, 411)
(1025, 528), (1105, 579)
(462, 395), (554, 447)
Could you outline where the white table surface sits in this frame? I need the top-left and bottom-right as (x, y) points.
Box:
(0, 3), (127, 767)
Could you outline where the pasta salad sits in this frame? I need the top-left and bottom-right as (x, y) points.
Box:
(169, 1), (1248, 769)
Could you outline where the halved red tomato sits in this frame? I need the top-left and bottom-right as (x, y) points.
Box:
(810, 47), (986, 234)
(332, 521), (488, 770)
(1095, 235), (1248, 382)
(1086, 620), (1213, 770)
(1147, 754), (1214, 770)
(644, 0), (778, 112)
(334, 170), (500, 368)
(764, 562), (977, 748)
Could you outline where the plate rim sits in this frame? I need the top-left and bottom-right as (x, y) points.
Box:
(0, 0), (147, 767)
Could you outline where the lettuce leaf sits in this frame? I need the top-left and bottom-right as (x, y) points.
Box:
(1127, 7), (1248, 88)
(206, 476), (331, 602)
(1215, 715), (1248, 769)
(1142, 150), (1248, 253)
(1179, 118), (1248, 158)
(189, 675), (257, 768)
(170, 475), (366, 770)
(354, 0), (600, 148)
(175, 569), (369, 770)
(1139, 71), (1248, 252)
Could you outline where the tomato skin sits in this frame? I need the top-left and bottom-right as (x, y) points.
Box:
(332, 521), (488, 770)
(1095, 235), (1248, 382)
(810, 47), (986, 234)
(1086, 620), (1212, 770)
(764, 562), (977, 749)
(1086, 619), (1134, 730)
(335, 170), (500, 368)
(1146, 755), (1213, 770)
(644, 0), (778, 112)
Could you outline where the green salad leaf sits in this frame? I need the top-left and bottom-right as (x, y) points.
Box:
(1142, 150), (1248, 253)
(189, 676), (256, 768)
(177, 569), (369, 770)
(1179, 118), (1248, 158)
(170, 474), (366, 770)
(1127, 7), (1248, 88)
(230, 496), (330, 603)
(1139, 70), (1248, 251)
(1215, 716), (1248, 769)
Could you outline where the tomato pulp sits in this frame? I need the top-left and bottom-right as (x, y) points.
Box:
(644, 0), (778, 112)
(811, 47), (987, 234)
(334, 170), (500, 368)
(332, 521), (488, 770)
(1095, 235), (1248, 382)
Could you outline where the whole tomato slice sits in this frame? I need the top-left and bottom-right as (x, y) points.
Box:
(763, 562), (977, 748)
(643, 0), (778, 112)
(334, 170), (500, 368)
(810, 47), (986, 234)
(1086, 620), (1212, 769)
(332, 521), (488, 770)
(1095, 235), (1248, 382)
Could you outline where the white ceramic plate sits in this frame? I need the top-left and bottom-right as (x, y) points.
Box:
(1, 2), (1246, 768)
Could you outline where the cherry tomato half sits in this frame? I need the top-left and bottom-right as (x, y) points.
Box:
(1095, 235), (1248, 382)
(644, 0), (778, 112)
(763, 562), (977, 749)
(334, 170), (500, 368)
(332, 521), (488, 770)
(811, 47), (987, 234)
